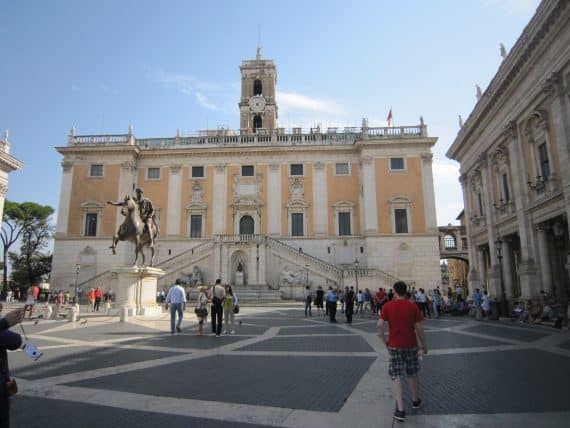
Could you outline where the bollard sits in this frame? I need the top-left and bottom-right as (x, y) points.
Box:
(68, 305), (78, 322)
(44, 304), (53, 320)
(120, 306), (129, 322)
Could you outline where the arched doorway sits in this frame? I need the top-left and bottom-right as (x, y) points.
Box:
(239, 215), (254, 235)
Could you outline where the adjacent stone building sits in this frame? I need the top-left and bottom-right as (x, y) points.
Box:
(0, 131), (24, 222)
(51, 51), (441, 298)
(447, 0), (570, 308)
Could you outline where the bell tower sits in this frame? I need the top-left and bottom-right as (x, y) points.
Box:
(239, 47), (278, 133)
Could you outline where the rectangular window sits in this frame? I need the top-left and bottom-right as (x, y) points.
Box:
(192, 166), (205, 178)
(291, 213), (304, 236)
(190, 215), (202, 238)
(390, 157), (405, 170)
(90, 164), (103, 177)
(84, 213), (98, 236)
(338, 212), (351, 235)
(147, 167), (160, 180)
(290, 164), (304, 176)
(335, 163), (349, 175)
(538, 143), (550, 178)
(242, 165), (254, 176)
(502, 173), (510, 202)
(395, 209), (408, 234)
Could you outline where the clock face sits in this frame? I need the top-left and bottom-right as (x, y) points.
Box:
(248, 95), (266, 113)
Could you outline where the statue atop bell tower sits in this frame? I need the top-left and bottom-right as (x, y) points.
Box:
(239, 49), (278, 134)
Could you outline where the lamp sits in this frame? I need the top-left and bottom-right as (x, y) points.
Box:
(354, 259), (360, 294)
(74, 263), (81, 305)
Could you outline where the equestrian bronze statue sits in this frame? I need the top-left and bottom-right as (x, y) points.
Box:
(107, 188), (159, 266)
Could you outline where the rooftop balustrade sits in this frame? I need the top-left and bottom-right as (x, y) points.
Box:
(67, 125), (428, 149)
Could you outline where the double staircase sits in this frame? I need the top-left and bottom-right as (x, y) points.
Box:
(77, 235), (400, 303)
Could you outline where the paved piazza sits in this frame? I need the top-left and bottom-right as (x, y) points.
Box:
(6, 305), (570, 427)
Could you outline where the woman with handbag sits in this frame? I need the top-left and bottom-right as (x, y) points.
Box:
(195, 287), (208, 336)
(223, 285), (238, 335)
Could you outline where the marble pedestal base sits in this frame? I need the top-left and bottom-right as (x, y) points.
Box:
(110, 266), (165, 317)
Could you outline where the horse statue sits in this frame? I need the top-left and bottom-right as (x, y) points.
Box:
(107, 195), (159, 266)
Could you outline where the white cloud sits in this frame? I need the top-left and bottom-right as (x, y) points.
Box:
(195, 92), (218, 110)
(277, 91), (344, 115)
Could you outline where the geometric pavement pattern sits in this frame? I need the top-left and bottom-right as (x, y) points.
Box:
(4, 305), (570, 427)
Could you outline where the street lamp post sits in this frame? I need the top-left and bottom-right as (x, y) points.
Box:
(305, 263), (310, 287)
(74, 263), (81, 305)
(354, 259), (360, 295)
(494, 239), (508, 317)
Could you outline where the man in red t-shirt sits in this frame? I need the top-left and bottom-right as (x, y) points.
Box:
(377, 281), (428, 423)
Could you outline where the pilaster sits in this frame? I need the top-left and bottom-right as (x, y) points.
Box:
(536, 224), (553, 295)
(56, 160), (74, 236)
(267, 163), (281, 235)
(420, 153), (437, 233)
(312, 161), (328, 236)
(213, 164), (227, 235)
(361, 156), (378, 233)
(166, 165), (182, 236)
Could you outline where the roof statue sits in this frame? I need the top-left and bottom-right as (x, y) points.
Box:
(458, 115), (464, 129)
(476, 84), (482, 100)
(500, 43), (507, 60)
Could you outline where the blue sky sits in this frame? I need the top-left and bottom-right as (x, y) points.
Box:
(0, 0), (540, 227)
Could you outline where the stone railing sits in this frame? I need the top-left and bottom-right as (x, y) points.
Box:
(77, 240), (214, 290)
(343, 267), (399, 287)
(67, 125), (428, 149)
(265, 236), (343, 279)
(214, 234), (265, 244)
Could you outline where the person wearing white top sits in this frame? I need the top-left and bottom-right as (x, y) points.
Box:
(210, 279), (226, 336)
(165, 279), (186, 334)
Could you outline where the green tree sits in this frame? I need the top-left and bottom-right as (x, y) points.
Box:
(1, 200), (54, 292)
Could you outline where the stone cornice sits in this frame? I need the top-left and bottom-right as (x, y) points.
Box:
(0, 151), (24, 172)
(447, 0), (568, 160)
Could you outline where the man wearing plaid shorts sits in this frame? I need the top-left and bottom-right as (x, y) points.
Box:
(377, 281), (428, 423)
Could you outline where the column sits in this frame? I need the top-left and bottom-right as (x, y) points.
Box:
(477, 249), (487, 291)
(544, 72), (570, 228)
(312, 162), (328, 236)
(166, 165), (182, 236)
(212, 164), (227, 235)
(420, 153), (437, 233)
(504, 121), (538, 299)
(480, 154), (501, 298)
(536, 224), (553, 294)
(267, 163), (281, 235)
(460, 174), (480, 294)
(56, 161), (74, 236)
(116, 161), (137, 230)
(0, 182), (7, 228)
(361, 156), (378, 233)
(502, 239), (515, 299)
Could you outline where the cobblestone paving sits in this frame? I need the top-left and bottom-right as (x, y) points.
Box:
(4, 304), (570, 428)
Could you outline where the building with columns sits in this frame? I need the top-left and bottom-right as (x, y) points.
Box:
(447, 0), (570, 308)
(51, 52), (441, 298)
(0, 131), (24, 222)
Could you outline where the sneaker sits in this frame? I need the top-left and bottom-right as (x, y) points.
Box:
(412, 399), (423, 409)
(176, 326), (181, 333)
(393, 409), (405, 422)
(230, 330), (235, 335)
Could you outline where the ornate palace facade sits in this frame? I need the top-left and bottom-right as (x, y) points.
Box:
(51, 52), (440, 297)
(447, 0), (570, 306)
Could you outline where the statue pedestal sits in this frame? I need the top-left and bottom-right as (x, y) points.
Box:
(110, 266), (165, 317)
(235, 272), (244, 287)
